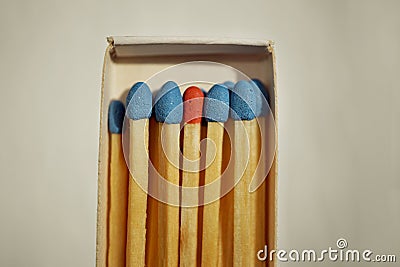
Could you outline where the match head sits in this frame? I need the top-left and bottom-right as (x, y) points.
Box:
(183, 86), (204, 124)
(204, 84), (230, 122)
(230, 80), (256, 120)
(154, 81), (183, 124)
(249, 80), (263, 117)
(108, 100), (125, 134)
(126, 82), (152, 120)
(223, 81), (235, 90)
(251, 78), (270, 106)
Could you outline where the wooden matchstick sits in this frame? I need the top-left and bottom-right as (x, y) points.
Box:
(180, 86), (204, 266)
(145, 117), (160, 267)
(125, 82), (152, 267)
(154, 81), (183, 266)
(107, 100), (129, 267)
(230, 80), (262, 266)
(217, 124), (234, 266)
(201, 84), (230, 266)
(248, 121), (265, 267)
(250, 79), (271, 265)
(217, 81), (236, 266)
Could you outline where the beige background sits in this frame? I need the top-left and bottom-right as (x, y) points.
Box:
(0, 0), (399, 266)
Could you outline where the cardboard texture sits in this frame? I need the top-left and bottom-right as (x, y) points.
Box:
(97, 36), (278, 267)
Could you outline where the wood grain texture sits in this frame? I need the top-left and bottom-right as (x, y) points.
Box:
(249, 119), (266, 267)
(158, 123), (180, 267)
(266, 113), (277, 267)
(218, 119), (233, 267)
(146, 119), (160, 267)
(180, 123), (201, 267)
(233, 119), (264, 266)
(107, 133), (129, 267)
(126, 119), (149, 267)
(201, 122), (224, 266)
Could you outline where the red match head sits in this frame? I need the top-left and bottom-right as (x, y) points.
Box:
(183, 86), (204, 124)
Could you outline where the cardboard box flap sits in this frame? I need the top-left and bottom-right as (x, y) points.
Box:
(108, 36), (274, 57)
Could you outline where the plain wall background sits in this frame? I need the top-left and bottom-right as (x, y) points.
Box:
(0, 0), (399, 266)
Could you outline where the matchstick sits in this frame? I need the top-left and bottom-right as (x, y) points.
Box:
(230, 80), (261, 266)
(201, 84), (230, 266)
(154, 81), (183, 266)
(145, 117), (160, 267)
(125, 82), (152, 267)
(180, 86), (204, 266)
(251, 79), (271, 260)
(250, 79), (271, 266)
(217, 81), (236, 266)
(107, 100), (129, 267)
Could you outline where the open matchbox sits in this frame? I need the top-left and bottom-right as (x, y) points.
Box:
(96, 36), (278, 266)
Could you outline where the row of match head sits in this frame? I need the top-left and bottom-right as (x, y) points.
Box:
(109, 79), (270, 133)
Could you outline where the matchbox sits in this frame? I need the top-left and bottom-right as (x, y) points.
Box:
(97, 36), (278, 267)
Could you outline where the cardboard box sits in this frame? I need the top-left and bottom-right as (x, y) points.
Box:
(97, 36), (278, 266)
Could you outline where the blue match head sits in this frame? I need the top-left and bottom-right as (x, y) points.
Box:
(204, 84), (229, 122)
(108, 100), (125, 134)
(230, 80), (256, 120)
(223, 81), (235, 90)
(249, 81), (262, 117)
(126, 82), (153, 120)
(154, 81), (183, 124)
(251, 79), (270, 105)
